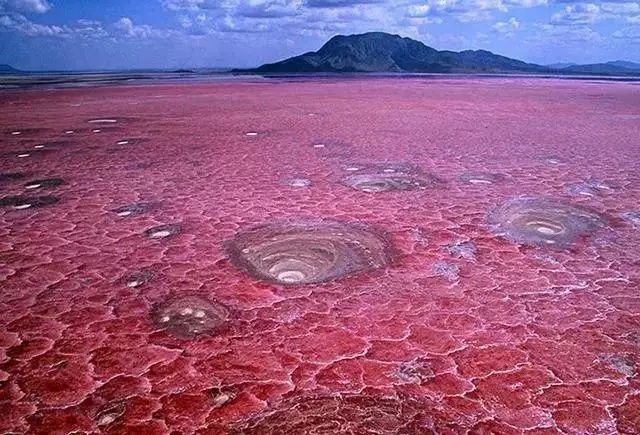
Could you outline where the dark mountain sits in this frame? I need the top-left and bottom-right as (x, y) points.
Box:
(0, 64), (22, 75)
(560, 62), (640, 75)
(237, 32), (549, 74)
(605, 60), (640, 71)
(547, 62), (576, 69)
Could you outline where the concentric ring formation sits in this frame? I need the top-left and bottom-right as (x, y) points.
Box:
(226, 219), (396, 285)
(488, 197), (607, 248)
(342, 173), (441, 193)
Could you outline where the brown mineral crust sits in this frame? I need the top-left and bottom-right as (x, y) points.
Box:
(0, 195), (60, 208)
(225, 219), (397, 285)
(143, 223), (182, 239)
(151, 295), (230, 339)
(112, 202), (154, 217)
(341, 172), (442, 193)
(488, 196), (608, 248)
(23, 178), (65, 189)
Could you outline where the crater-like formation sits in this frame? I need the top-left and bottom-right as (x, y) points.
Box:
(86, 117), (132, 124)
(24, 178), (65, 190)
(151, 295), (229, 339)
(122, 269), (155, 288)
(446, 240), (478, 261)
(622, 212), (640, 228)
(0, 195), (59, 209)
(342, 173), (441, 193)
(488, 197), (607, 248)
(5, 128), (43, 136)
(113, 202), (154, 217)
(230, 392), (444, 434)
(311, 138), (349, 149)
(567, 180), (613, 197)
(539, 155), (565, 165)
(459, 171), (505, 185)
(12, 148), (51, 159)
(115, 138), (148, 145)
(284, 178), (311, 188)
(144, 223), (181, 239)
(341, 162), (419, 174)
(226, 219), (395, 285)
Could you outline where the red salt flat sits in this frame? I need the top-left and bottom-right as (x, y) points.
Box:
(1, 77), (639, 433)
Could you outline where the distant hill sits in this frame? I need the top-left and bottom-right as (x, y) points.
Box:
(236, 32), (549, 74)
(605, 60), (640, 71)
(560, 62), (640, 75)
(547, 63), (576, 69)
(0, 64), (22, 75)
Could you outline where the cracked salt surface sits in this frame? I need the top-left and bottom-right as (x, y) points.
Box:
(1, 78), (639, 434)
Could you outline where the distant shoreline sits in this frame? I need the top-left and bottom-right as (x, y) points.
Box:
(2, 71), (640, 90)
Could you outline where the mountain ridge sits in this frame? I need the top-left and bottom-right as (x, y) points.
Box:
(0, 64), (22, 74)
(235, 32), (640, 76)
(238, 32), (548, 74)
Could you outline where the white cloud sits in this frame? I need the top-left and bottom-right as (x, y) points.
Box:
(551, 3), (601, 24)
(0, 0), (51, 14)
(0, 13), (67, 36)
(493, 16), (520, 33)
(237, 0), (303, 18)
(550, 2), (640, 25)
(162, 0), (225, 12)
(505, 0), (547, 6)
(403, 0), (509, 23)
(612, 26), (640, 41)
(535, 22), (602, 42)
(114, 17), (178, 38)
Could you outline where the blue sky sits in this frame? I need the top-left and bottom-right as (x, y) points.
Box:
(1, 0), (639, 70)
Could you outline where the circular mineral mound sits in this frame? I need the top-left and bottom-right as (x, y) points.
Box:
(24, 178), (65, 190)
(225, 220), (395, 285)
(567, 180), (613, 197)
(113, 202), (154, 217)
(122, 268), (155, 288)
(0, 195), (59, 209)
(459, 171), (505, 185)
(284, 177), (311, 188)
(144, 223), (181, 239)
(115, 138), (148, 146)
(342, 173), (440, 193)
(151, 295), (229, 339)
(488, 197), (607, 248)
(230, 392), (448, 434)
(622, 212), (640, 228)
(5, 128), (44, 136)
(86, 117), (135, 124)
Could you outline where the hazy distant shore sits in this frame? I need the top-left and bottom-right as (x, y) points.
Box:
(3, 70), (640, 90)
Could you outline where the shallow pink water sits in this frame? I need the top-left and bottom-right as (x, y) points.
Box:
(1, 78), (639, 433)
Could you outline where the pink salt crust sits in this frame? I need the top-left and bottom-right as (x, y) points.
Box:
(1, 77), (639, 433)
